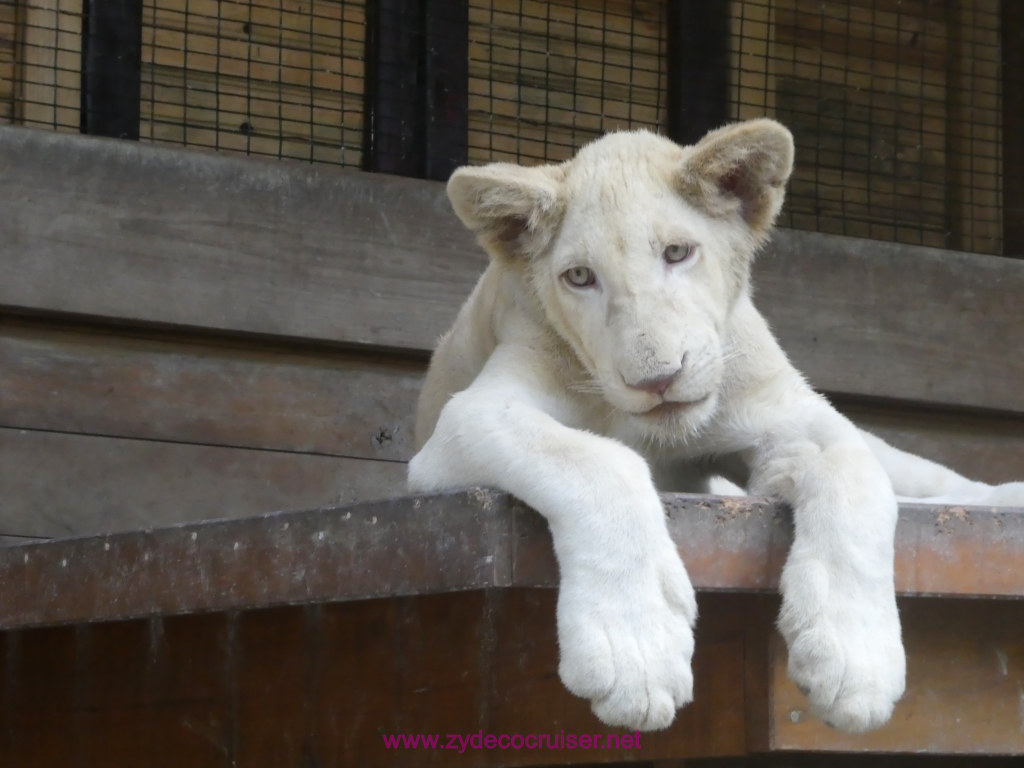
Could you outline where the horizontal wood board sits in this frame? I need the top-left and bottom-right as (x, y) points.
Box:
(1, 490), (1022, 631)
(1, 318), (1022, 542)
(0, 427), (406, 538)
(2, 125), (1022, 415)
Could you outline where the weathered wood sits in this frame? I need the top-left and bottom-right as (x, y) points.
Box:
(0, 593), (766, 765)
(2, 126), (1022, 414)
(2, 580), (1022, 761)
(836, 396), (1024, 486)
(1, 491), (1022, 631)
(768, 598), (1024, 754)
(757, 229), (1024, 412)
(0, 427), (406, 538)
(0, 321), (423, 463)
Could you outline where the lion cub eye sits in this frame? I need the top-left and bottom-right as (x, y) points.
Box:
(663, 243), (696, 264)
(562, 266), (597, 288)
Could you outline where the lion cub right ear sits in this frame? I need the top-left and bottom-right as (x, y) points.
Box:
(447, 163), (565, 259)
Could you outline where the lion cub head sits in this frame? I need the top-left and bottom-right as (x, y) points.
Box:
(447, 119), (794, 439)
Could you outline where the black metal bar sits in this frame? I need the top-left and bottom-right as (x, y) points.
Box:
(80, 0), (143, 139)
(666, 1), (731, 146)
(423, 0), (468, 180)
(363, 0), (426, 176)
(1001, 0), (1024, 256)
(363, 0), (467, 179)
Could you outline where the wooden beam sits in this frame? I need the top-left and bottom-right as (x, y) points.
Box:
(0, 491), (1021, 631)
(2, 126), (1023, 414)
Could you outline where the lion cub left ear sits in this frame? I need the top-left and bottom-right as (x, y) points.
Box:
(678, 119), (794, 241)
(447, 162), (566, 260)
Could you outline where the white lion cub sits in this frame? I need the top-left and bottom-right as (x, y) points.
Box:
(408, 120), (1023, 733)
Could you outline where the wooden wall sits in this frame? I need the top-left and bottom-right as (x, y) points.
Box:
(0, 125), (1022, 544)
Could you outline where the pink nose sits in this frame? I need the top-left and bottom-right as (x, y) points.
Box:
(629, 368), (682, 396)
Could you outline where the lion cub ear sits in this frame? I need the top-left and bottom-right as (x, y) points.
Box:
(447, 163), (565, 258)
(678, 119), (794, 241)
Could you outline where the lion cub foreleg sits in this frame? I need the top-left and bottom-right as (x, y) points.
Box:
(408, 348), (697, 731)
(744, 396), (906, 732)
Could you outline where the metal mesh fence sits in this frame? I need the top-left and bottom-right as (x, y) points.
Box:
(0, 0), (1007, 255)
(140, 0), (365, 166)
(1, 0), (83, 133)
(733, 0), (1002, 254)
(466, 0), (666, 164)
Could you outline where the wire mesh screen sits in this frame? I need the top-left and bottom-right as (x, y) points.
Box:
(140, 0), (365, 166)
(466, 0), (667, 165)
(733, 0), (1002, 255)
(1, 0), (83, 132)
(0, 1), (1008, 255)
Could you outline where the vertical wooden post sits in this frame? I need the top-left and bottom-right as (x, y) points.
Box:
(363, 0), (467, 179)
(1001, 1), (1024, 256)
(80, 0), (142, 139)
(666, 0), (731, 146)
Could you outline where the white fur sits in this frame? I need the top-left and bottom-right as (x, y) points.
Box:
(408, 120), (1024, 733)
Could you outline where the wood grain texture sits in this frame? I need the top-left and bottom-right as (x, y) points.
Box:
(0, 593), (764, 766)
(6, 322), (1020, 485)
(0, 427), (406, 538)
(0, 322), (424, 462)
(1, 491), (1021, 631)
(837, 396), (1024, 486)
(2, 588), (1020, 761)
(2, 126), (1022, 414)
(769, 598), (1024, 754)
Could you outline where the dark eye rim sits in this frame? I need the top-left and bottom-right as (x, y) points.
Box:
(562, 266), (598, 288)
(663, 243), (696, 264)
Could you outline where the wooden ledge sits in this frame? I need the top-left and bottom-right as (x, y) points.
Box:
(3, 125), (1024, 414)
(0, 491), (1021, 630)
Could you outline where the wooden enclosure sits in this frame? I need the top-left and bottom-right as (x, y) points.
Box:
(1, 123), (1024, 766)
(1, 0), (1012, 253)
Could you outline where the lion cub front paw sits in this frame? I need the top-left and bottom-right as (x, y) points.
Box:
(556, 543), (697, 731)
(779, 556), (905, 733)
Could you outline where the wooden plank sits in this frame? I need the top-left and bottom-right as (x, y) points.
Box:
(767, 598), (1024, 754)
(0, 491), (1022, 631)
(757, 229), (1024, 413)
(0, 321), (423, 463)
(837, 396), (1024, 486)
(0, 427), (406, 538)
(2, 614), (236, 765)
(0, 124), (479, 351)
(1, 127), (1022, 414)
(0, 593), (766, 765)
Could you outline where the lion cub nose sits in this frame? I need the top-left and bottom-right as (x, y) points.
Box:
(628, 367), (683, 396)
